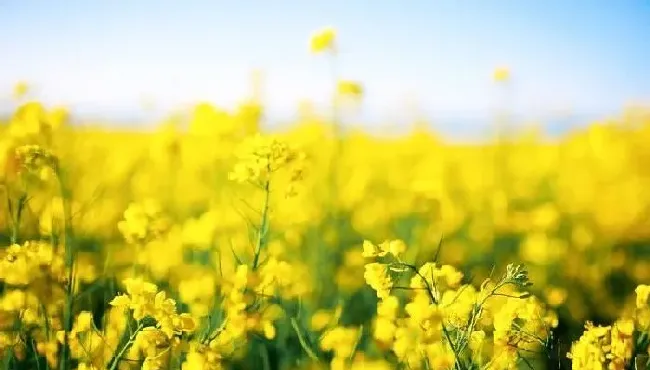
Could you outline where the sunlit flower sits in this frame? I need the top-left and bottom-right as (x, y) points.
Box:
(309, 26), (336, 53)
(493, 66), (510, 82)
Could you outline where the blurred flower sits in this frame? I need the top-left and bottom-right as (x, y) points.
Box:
(309, 26), (336, 53)
(337, 80), (363, 99)
(493, 66), (510, 83)
(12, 81), (29, 99)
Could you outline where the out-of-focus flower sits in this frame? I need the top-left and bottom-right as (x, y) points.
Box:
(12, 81), (29, 99)
(337, 80), (363, 100)
(493, 66), (510, 83)
(309, 26), (336, 54)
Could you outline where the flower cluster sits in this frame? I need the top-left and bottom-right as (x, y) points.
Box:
(14, 144), (58, 173)
(228, 134), (305, 187)
(0, 241), (64, 286)
(103, 278), (197, 369)
(567, 320), (635, 370)
(362, 239), (555, 369)
(567, 284), (650, 369)
(181, 263), (286, 369)
(320, 326), (362, 369)
(117, 200), (171, 244)
(110, 277), (196, 338)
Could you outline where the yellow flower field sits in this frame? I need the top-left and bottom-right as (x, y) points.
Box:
(1, 27), (650, 369)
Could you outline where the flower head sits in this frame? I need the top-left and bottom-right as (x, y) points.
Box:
(228, 134), (304, 185)
(336, 80), (363, 99)
(14, 145), (58, 173)
(309, 27), (336, 54)
(12, 81), (29, 99)
(493, 66), (510, 83)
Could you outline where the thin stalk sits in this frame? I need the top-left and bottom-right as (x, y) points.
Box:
(9, 211), (17, 246)
(455, 281), (509, 356)
(260, 340), (271, 370)
(393, 262), (466, 370)
(252, 173), (271, 270)
(30, 339), (42, 370)
(55, 167), (75, 370)
(328, 51), (342, 214)
(330, 51), (341, 139)
(7, 193), (27, 245)
(290, 318), (319, 361)
(107, 322), (145, 370)
(347, 325), (364, 363)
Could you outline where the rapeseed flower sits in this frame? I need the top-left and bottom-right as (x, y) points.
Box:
(309, 26), (336, 53)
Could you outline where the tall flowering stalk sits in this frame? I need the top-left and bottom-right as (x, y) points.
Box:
(309, 27), (341, 209)
(229, 134), (304, 270)
(13, 145), (77, 370)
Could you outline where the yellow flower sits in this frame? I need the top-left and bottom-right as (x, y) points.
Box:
(311, 310), (333, 331)
(438, 264), (463, 288)
(364, 263), (393, 299)
(337, 80), (363, 99)
(373, 316), (396, 344)
(124, 277), (158, 298)
(380, 239), (406, 258)
(392, 327), (421, 366)
(377, 296), (399, 319)
(175, 313), (197, 333)
(320, 326), (360, 358)
(12, 81), (29, 99)
(362, 240), (386, 258)
(426, 343), (456, 369)
(109, 294), (131, 308)
(541, 286), (567, 308)
(309, 26), (336, 53)
(229, 134), (304, 185)
(55, 330), (65, 344)
(118, 201), (169, 244)
(14, 144), (58, 172)
(469, 330), (486, 352)
(636, 284), (650, 309)
(36, 340), (58, 368)
(493, 66), (510, 82)
(74, 311), (94, 333)
(568, 322), (613, 369)
(143, 355), (165, 370)
(154, 291), (177, 318)
(404, 294), (442, 340)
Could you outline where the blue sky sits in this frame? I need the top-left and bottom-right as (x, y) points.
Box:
(1, 1), (650, 127)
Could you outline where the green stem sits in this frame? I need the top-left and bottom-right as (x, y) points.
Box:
(8, 194), (27, 245)
(56, 168), (75, 370)
(252, 176), (270, 270)
(29, 339), (42, 370)
(107, 323), (144, 370)
(397, 262), (465, 370)
(290, 318), (319, 361)
(347, 325), (363, 363)
(455, 281), (507, 356)
(6, 196), (16, 245)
